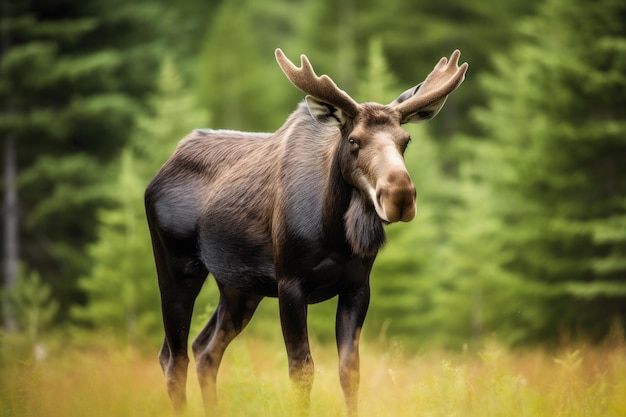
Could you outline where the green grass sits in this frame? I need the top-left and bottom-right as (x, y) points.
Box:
(1, 335), (625, 417)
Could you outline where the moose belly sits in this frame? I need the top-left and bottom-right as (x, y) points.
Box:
(199, 231), (368, 302)
(198, 226), (278, 296)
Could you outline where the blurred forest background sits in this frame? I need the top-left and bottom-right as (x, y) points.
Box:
(1, 0), (625, 352)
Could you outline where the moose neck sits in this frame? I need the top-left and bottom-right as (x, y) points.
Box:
(276, 104), (386, 259)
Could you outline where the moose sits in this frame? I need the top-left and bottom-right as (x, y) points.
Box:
(145, 48), (467, 416)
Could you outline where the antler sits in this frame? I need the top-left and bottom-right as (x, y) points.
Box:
(393, 50), (468, 119)
(275, 48), (360, 117)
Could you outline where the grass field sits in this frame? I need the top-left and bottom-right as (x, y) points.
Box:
(1, 335), (625, 417)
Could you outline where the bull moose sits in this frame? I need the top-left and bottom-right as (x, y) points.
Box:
(145, 48), (468, 416)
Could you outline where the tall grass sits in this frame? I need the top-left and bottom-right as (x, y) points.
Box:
(1, 334), (625, 417)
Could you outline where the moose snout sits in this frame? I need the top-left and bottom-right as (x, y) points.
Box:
(376, 170), (416, 223)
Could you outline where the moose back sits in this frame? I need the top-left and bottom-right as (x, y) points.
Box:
(145, 48), (467, 416)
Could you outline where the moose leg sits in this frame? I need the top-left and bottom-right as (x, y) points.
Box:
(158, 268), (207, 413)
(150, 226), (208, 414)
(336, 284), (370, 417)
(278, 280), (314, 411)
(192, 283), (262, 410)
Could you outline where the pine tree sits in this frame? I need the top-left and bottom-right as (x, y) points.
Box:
(475, 0), (626, 343)
(356, 38), (398, 104)
(73, 58), (210, 346)
(72, 150), (155, 346)
(0, 0), (165, 324)
(194, 0), (299, 132)
(8, 266), (58, 345)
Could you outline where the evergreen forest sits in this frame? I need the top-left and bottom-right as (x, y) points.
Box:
(2, 0), (626, 351)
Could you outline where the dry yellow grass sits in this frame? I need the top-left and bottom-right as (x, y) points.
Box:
(1, 336), (625, 417)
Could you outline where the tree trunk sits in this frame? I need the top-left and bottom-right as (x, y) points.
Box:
(1, 6), (19, 331)
(3, 135), (19, 332)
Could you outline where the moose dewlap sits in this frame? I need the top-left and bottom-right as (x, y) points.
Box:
(145, 48), (468, 416)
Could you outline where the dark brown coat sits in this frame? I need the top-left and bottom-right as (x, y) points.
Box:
(145, 49), (467, 416)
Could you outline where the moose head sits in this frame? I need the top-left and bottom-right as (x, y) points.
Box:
(275, 48), (468, 224)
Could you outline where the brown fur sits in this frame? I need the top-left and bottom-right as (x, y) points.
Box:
(146, 49), (468, 417)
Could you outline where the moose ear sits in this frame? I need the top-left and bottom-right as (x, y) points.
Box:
(390, 83), (447, 124)
(305, 95), (348, 127)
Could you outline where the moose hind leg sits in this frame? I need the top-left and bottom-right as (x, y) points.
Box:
(156, 253), (208, 413)
(192, 283), (262, 409)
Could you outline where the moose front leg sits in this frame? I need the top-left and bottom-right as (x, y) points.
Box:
(278, 280), (314, 411)
(336, 285), (370, 417)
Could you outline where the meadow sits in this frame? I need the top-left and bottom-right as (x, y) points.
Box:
(1, 334), (625, 417)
